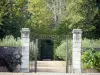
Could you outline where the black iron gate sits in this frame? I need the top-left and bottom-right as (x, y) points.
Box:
(31, 35), (70, 73)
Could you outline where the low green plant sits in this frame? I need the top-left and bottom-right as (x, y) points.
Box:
(82, 38), (100, 48)
(29, 41), (34, 61)
(81, 48), (100, 72)
(55, 39), (72, 60)
(0, 35), (21, 47)
(55, 38), (100, 69)
(81, 38), (100, 72)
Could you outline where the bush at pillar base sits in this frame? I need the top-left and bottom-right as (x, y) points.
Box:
(81, 48), (100, 72)
(0, 47), (22, 72)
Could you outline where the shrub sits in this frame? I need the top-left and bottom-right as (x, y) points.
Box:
(55, 38), (100, 69)
(82, 38), (100, 72)
(55, 39), (72, 61)
(0, 47), (22, 72)
(82, 38), (100, 48)
(0, 35), (22, 72)
(0, 35), (34, 71)
(29, 41), (34, 61)
(0, 35), (21, 47)
(55, 41), (66, 60)
(81, 48), (100, 72)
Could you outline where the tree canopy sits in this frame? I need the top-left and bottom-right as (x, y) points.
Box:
(0, 0), (100, 39)
(0, 0), (28, 38)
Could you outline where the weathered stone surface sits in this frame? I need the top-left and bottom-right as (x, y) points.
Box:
(21, 28), (30, 72)
(72, 29), (82, 73)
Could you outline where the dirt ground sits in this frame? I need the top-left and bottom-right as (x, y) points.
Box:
(30, 61), (66, 73)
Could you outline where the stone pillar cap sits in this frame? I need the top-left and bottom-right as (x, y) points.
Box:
(21, 28), (30, 32)
(72, 29), (82, 34)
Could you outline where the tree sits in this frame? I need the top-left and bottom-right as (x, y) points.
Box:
(46, 0), (67, 27)
(56, 0), (98, 37)
(0, 0), (28, 38)
(0, 0), (99, 39)
(26, 0), (53, 39)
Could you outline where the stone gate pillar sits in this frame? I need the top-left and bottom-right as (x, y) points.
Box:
(21, 28), (30, 72)
(72, 29), (82, 73)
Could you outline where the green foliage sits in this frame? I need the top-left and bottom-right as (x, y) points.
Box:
(0, 35), (21, 47)
(0, 0), (28, 38)
(82, 38), (100, 72)
(29, 41), (34, 61)
(82, 38), (100, 48)
(55, 41), (66, 60)
(54, 21), (71, 35)
(66, 0), (97, 30)
(26, 0), (53, 39)
(81, 49), (100, 72)
(55, 38), (100, 61)
(0, 35), (34, 61)
(0, 0), (100, 39)
(0, 35), (22, 71)
(55, 39), (72, 60)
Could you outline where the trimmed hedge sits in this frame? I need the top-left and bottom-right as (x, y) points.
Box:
(55, 38), (100, 60)
(55, 39), (72, 60)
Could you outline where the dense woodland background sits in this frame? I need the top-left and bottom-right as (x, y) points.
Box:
(0, 0), (100, 39)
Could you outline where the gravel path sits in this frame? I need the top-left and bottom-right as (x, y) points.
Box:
(30, 61), (66, 73)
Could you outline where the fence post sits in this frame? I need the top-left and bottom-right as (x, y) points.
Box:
(21, 28), (30, 72)
(34, 39), (38, 73)
(72, 29), (82, 73)
(66, 36), (68, 73)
